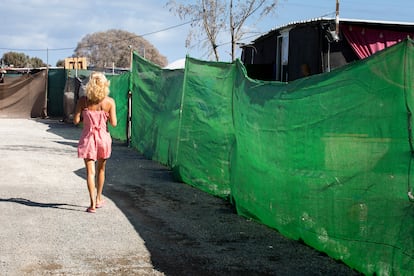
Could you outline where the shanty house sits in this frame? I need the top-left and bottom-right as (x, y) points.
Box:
(240, 18), (414, 81)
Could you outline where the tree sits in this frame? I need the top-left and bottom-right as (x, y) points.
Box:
(2, 52), (28, 67)
(167, 0), (280, 61)
(1, 52), (47, 68)
(73, 29), (168, 68)
(29, 57), (47, 68)
(168, 0), (226, 61)
(56, 59), (65, 67)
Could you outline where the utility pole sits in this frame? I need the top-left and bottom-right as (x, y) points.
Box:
(335, 0), (340, 36)
(127, 45), (133, 146)
(43, 48), (49, 118)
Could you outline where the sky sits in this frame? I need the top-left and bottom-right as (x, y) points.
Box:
(1, 0), (413, 67)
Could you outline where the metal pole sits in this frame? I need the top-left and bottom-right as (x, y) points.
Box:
(43, 48), (49, 118)
(129, 45), (133, 72)
(335, 0), (340, 36)
(127, 45), (133, 146)
(75, 57), (78, 78)
(127, 91), (132, 146)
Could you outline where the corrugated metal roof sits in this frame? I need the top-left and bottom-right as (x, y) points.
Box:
(252, 17), (414, 42)
(271, 17), (414, 31)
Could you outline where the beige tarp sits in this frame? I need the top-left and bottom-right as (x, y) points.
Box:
(0, 70), (47, 118)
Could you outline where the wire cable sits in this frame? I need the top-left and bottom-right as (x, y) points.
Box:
(0, 19), (198, 53)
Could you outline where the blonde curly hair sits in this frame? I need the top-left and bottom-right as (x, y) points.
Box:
(85, 72), (110, 104)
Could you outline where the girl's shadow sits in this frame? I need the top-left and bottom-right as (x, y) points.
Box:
(0, 197), (84, 212)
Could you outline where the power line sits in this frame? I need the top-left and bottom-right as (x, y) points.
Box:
(0, 19), (198, 53)
(140, 19), (198, 37)
(0, 47), (74, 52)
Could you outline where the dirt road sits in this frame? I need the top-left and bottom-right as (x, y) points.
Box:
(0, 119), (360, 275)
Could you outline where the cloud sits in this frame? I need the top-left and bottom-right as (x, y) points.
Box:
(3, 0), (411, 66)
(0, 0), (193, 65)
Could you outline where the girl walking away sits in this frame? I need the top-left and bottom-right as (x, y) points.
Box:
(73, 72), (117, 213)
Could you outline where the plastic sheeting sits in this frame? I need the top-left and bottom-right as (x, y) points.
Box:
(106, 72), (129, 141)
(129, 55), (183, 166)
(108, 39), (414, 275)
(47, 69), (66, 117)
(0, 70), (47, 118)
(231, 39), (414, 275)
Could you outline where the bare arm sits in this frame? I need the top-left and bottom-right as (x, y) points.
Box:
(108, 98), (117, 127)
(73, 97), (86, 125)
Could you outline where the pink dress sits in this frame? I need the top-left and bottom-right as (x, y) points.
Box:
(78, 109), (112, 160)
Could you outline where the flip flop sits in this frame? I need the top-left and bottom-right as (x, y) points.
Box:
(96, 200), (106, 208)
(86, 207), (96, 213)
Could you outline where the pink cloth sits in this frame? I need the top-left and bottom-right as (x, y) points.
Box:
(78, 109), (112, 160)
(341, 25), (414, 59)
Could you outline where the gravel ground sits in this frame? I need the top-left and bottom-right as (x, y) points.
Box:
(0, 119), (361, 275)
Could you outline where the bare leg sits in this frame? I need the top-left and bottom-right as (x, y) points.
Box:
(96, 158), (107, 206)
(84, 159), (96, 210)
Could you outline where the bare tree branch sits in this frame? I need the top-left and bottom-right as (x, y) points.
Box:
(167, 0), (280, 61)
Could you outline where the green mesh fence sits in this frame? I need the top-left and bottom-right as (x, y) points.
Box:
(130, 55), (183, 165)
(130, 54), (235, 196)
(174, 58), (236, 196)
(117, 39), (414, 275)
(107, 72), (129, 141)
(231, 39), (414, 275)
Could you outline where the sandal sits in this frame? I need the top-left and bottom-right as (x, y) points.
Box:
(86, 207), (96, 213)
(96, 200), (106, 208)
